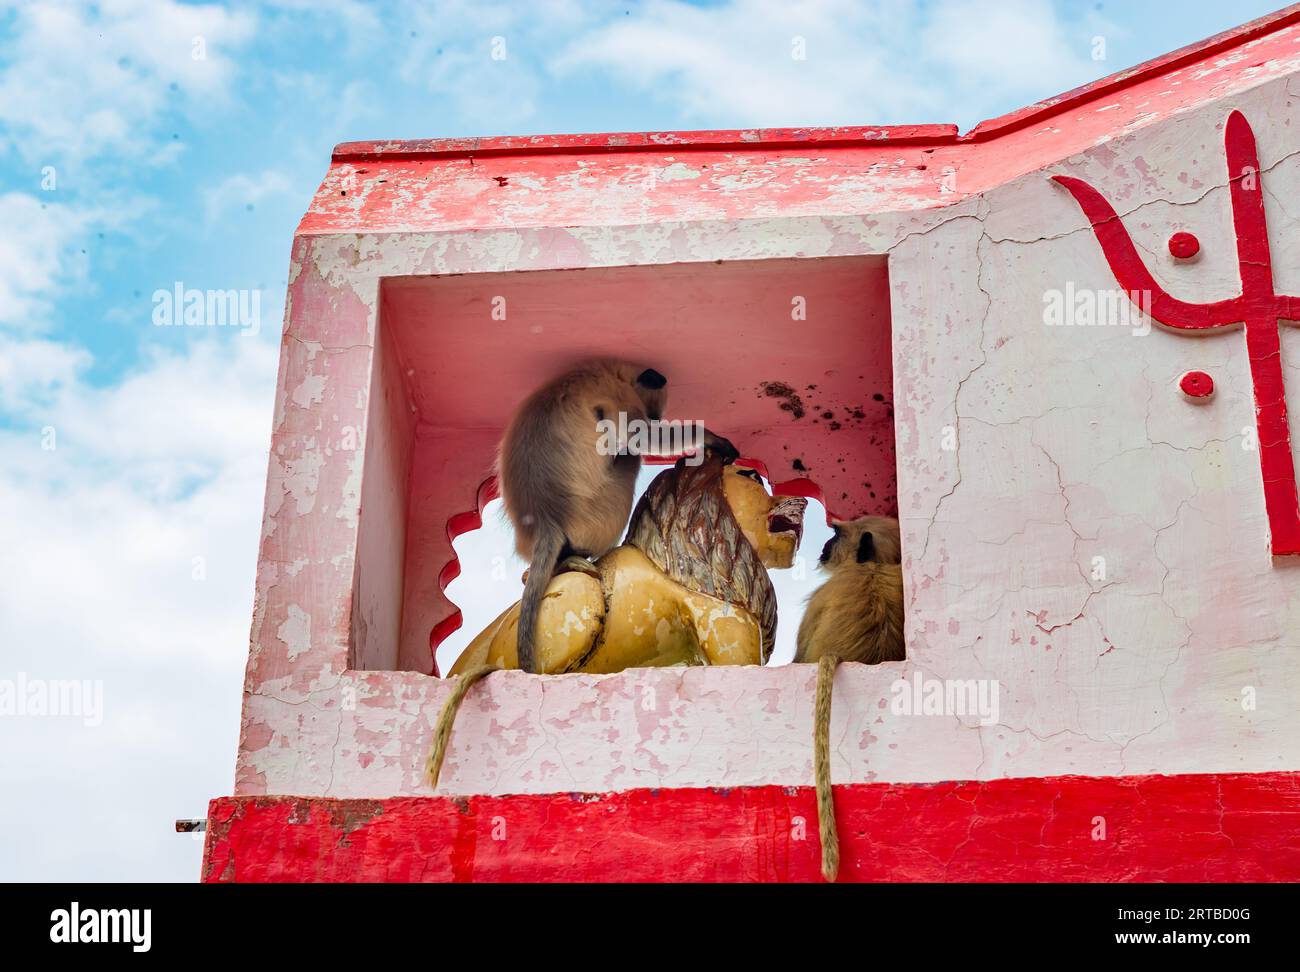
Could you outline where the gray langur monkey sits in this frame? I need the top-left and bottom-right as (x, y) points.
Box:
(795, 515), (904, 665)
(497, 359), (738, 673)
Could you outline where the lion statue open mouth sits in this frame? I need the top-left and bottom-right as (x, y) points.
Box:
(448, 455), (806, 675)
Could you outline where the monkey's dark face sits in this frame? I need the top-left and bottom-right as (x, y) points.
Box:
(820, 515), (902, 570)
(820, 526), (872, 567)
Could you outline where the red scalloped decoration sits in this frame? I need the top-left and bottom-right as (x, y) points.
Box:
(429, 475), (500, 676)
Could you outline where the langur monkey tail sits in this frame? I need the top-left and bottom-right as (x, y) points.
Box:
(517, 526), (566, 674)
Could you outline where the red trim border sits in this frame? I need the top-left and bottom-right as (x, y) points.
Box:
(203, 771), (1300, 882)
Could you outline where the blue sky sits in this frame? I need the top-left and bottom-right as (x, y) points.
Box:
(0, 0), (1288, 881)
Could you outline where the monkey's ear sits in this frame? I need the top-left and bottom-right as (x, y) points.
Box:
(856, 532), (876, 563)
(636, 368), (667, 390)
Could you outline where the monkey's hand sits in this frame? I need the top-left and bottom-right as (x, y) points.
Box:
(703, 429), (740, 464)
(557, 555), (602, 580)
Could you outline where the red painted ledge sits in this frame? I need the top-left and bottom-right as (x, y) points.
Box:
(203, 771), (1300, 882)
(332, 126), (960, 163)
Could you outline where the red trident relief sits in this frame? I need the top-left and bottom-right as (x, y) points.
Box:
(1053, 110), (1300, 556)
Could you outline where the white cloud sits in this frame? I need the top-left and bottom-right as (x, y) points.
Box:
(0, 338), (278, 661)
(920, 0), (1108, 102)
(396, 0), (570, 128)
(268, 0), (381, 38)
(0, 190), (153, 335)
(554, 0), (928, 126)
(0, 336), (277, 881)
(553, 0), (1113, 130)
(0, 193), (93, 329)
(0, 0), (272, 882)
(421, 46), (541, 127)
(202, 169), (295, 224)
(30, 339), (275, 472)
(0, 333), (89, 412)
(0, 0), (257, 165)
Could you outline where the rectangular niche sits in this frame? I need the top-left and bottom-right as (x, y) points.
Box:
(351, 255), (897, 673)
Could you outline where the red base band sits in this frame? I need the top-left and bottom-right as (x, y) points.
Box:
(203, 771), (1300, 882)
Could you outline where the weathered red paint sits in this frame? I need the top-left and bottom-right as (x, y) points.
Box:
(333, 125), (961, 163)
(203, 771), (1300, 882)
(1053, 110), (1300, 555)
(301, 5), (1300, 239)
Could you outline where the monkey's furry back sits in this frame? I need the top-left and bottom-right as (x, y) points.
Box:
(795, 562), (904, 665)
(496, 360), (651, 560)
